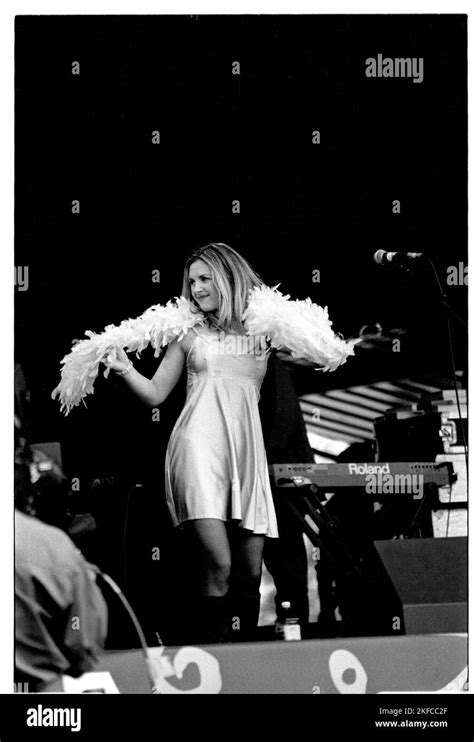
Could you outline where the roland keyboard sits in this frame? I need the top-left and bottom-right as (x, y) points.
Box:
(269, 462), (455, 491)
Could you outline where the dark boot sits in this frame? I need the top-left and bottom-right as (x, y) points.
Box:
(230, 593), (261, 643)
(195, 595), (231, 644)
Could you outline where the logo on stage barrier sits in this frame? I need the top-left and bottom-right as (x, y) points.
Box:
(328, 649), (467, 695)
(329, 649), (368, 694)
(148, 646), (223, 694)
(99, 636), (467, 693)
(148, 645), (467, 695)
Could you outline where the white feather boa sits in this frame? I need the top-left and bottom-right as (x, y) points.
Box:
(51, 297), (206, 415)
(243, 284), (359, 372)
(52, 285), (358, 415)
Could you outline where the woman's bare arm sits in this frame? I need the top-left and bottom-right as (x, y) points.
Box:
(149, 338), (186, 405)
(110, 338), (186, 408)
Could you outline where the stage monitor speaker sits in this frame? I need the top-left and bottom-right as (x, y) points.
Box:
(374, 537), (467, 634)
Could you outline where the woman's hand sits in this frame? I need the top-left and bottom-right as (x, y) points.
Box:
(102, 347), (131, 374)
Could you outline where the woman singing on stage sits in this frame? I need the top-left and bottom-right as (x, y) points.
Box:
(103, 244), (277, 643)
(53, 242), (357, 643)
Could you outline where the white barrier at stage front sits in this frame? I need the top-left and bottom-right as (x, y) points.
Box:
(84, 634), (468, 694)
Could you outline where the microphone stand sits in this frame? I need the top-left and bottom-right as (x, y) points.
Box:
(427, 260), (468, 542)
(427, 258), (468, 469)
(376, 254), (467, 471)
(378, 256), (468, 538)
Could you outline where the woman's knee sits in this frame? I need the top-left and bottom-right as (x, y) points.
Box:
(247, 565), (263, 590)
(208, 554), (232, 584)
(233, 562), (262, 593)
(202, 559), (231, 595)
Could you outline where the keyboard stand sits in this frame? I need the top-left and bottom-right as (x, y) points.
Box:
(274, 483), (406, 637)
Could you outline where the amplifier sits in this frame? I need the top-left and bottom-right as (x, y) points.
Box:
(374, 389), (467, 460)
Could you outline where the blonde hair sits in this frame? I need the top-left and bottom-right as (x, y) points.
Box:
(181, 243), (264, 333)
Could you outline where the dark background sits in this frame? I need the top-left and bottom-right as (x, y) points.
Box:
(15, 15), (467, 645)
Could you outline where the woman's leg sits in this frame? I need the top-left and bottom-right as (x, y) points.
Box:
(186, 519), (232, 643)
(187, 518), (232, 595)
(229, 529), (265, 641)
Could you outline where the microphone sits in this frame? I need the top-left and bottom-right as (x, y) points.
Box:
(373, 250), (425, 267)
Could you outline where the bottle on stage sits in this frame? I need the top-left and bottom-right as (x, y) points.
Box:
(275, 601), (301, 641)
